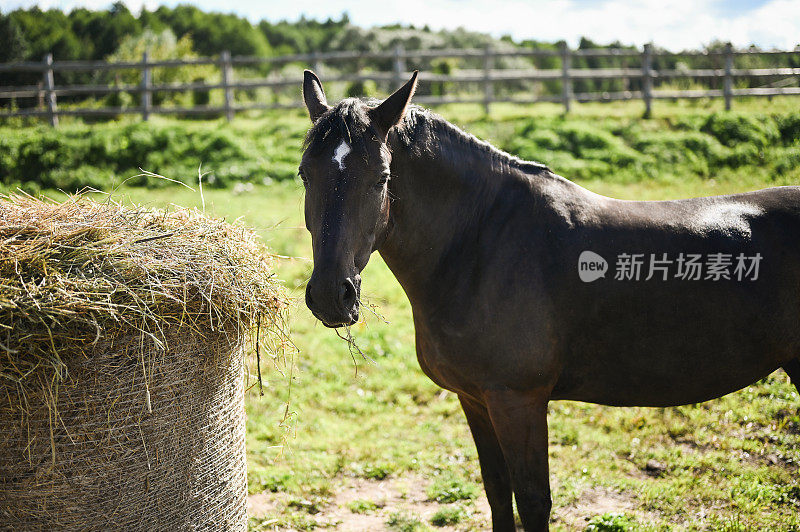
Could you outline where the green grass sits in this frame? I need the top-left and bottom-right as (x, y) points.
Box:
(426, 473), (481, 504)
(430, 505), (470, 527)
(585, 512), (637, 531)
(387, 511), (432, 532)
(115, 181), (799, 530)
(4, 97), (800, 530)
(347, 499), (382, 514)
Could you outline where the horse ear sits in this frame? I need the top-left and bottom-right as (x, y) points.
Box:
(303, 70), (330, 122)
(369, 71), (419, 141)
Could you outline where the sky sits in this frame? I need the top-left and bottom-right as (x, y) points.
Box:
(2, 0), (799, 51)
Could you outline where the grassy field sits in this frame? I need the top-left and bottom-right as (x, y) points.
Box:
(7, 98), (800, 531)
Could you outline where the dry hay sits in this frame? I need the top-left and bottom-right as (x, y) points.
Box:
(0, 193), (288, 531)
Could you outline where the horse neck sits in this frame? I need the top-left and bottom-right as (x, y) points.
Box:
(377, 122), (512, 304)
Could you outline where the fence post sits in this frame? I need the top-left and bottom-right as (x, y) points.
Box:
(483, 45), (493, 115)
(221, 50), (234, 122)
(43, 53), (58, 127)
(141, 51), (151, 121)
(559, 42), (571, 113)
(392, 44), (406, 88)
(642, 43), (653, 118)
(37, 81), (45, 112)
(723, 42), (733, 111)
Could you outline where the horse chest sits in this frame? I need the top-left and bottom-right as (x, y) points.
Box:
(412, 308), (558, 396)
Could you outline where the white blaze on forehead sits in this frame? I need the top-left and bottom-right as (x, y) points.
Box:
(332, 140), (351, 171)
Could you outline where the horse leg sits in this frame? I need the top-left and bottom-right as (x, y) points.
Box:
(783, 358), (800, 393)
(459, 395), (516, 532)
(485, 388), (551, 532)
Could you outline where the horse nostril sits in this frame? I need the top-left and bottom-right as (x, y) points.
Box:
(305, 286), (315, 308)
(340, 278), (357, 309)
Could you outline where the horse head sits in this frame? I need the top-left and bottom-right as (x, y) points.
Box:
(299, 70), (418, 327)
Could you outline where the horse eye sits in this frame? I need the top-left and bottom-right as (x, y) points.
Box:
(375, 174), (390, 188)
(298, 170), (308, 186)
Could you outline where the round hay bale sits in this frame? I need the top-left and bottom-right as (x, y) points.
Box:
(0, 194), (286, 531)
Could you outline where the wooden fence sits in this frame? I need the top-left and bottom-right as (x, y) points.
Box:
(1, 43), (799, 126)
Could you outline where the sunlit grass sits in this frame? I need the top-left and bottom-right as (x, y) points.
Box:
(106, 175), (800, 531)
(6, 96), (800, 530)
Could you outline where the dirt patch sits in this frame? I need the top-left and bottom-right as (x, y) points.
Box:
(248, 491), (282, 518)
(248, 474), (492, 531)
(553, 487), (654, 530)
(249, 478), (665, 530)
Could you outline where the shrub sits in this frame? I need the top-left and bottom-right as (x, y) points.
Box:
(775, 112), (800, 146)
(771, 146), (800, 177)
(192, 78), (211, 106)
(346, 80), (379, 98)
(0, 121), (291, 191)
(510, 120), (644, 178)
(700, 113), (779, 149)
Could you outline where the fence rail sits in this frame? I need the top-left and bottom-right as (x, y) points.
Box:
(1, 43), (799, 125)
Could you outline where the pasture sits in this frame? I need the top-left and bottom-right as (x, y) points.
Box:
(3, 98), (800, 530)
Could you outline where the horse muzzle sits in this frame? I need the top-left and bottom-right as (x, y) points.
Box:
(305, 274), (360, 328)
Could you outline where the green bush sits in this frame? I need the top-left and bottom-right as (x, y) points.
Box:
(511, 120), (645, 178)
(700, 113), (779, 149)
(4, 105), (799, 193)
(631, 131), (717, 177)
(771, 146), (800, 177)
(526, 129), (562, 151)
(722, 144), (763, 168)
(507, 112), (799, 184)
(346, 80), (379, 98)
(0, 121), (288, 191)
(775, 112), (800, 146)
(192, 78), (211, 106)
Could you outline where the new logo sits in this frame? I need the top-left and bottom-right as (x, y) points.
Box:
(578, 251), (608, 283)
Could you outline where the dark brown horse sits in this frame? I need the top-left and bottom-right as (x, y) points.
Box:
(299, 70), (800, 531)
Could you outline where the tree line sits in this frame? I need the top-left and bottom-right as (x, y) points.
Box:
(1, 3), (797, 106)
(0, 2), (352, 62)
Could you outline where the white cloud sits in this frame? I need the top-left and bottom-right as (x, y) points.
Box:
(728, 0), (800, 49)
(329, 0), (799, 50)
(1, 0), (798, 50)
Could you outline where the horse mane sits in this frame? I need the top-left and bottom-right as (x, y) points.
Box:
(303, 98), (552, 179)
(395, 105), (551, 177)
